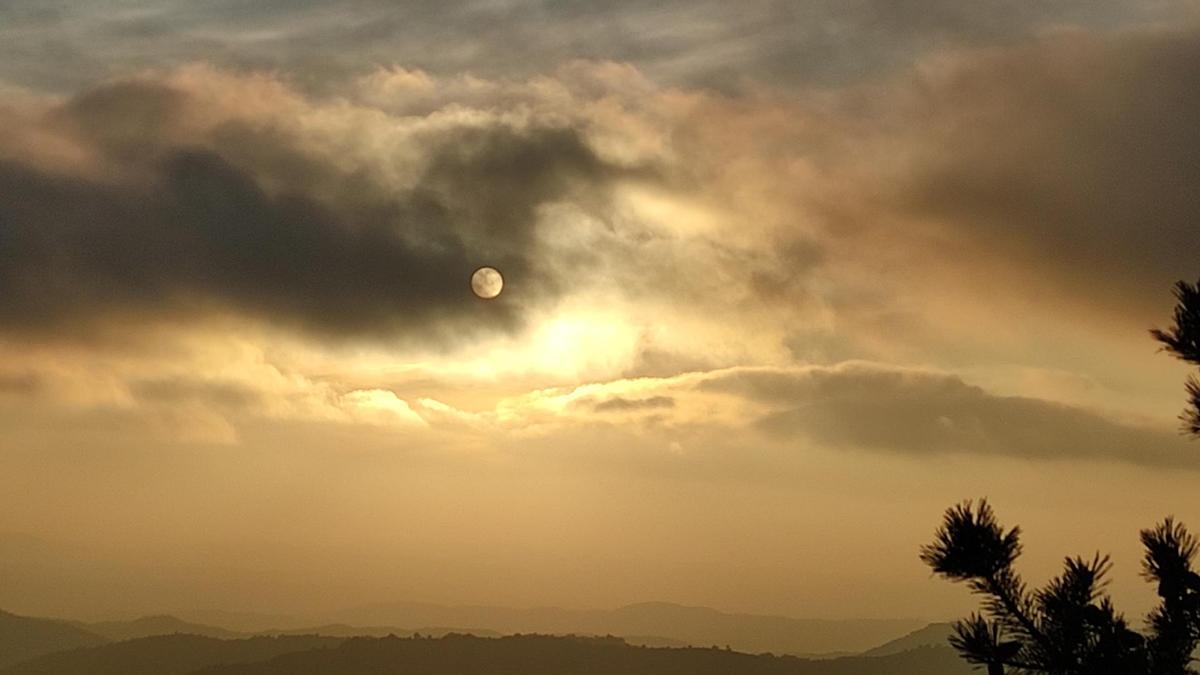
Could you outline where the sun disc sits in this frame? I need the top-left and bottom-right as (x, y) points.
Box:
(470, 266), (504, 299)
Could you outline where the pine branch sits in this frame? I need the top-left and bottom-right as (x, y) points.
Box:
(1182, 376), (1200, 438)
(984, 570), (1053, 661)
(1151, 280), (1200, 366)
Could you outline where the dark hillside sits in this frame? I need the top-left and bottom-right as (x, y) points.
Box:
(1, 634), (342, 675)
(860, 622), (953, 657)
(192, 633), (970, 675)
(0, 610), (108, 670)
(86, 615), (242, 641)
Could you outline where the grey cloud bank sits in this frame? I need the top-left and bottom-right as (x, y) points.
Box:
(0, 75), (633, 343)
(0, 0), (1195, 95)
(697, 364), (1198, 469)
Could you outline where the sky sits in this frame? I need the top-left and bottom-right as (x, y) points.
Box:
(1, 0), (1200, 624)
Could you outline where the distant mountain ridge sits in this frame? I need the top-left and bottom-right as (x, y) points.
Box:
(1, 605), (961, 673)
(0, 610), (108, 670)
(0, 632), (970, 675)
(258, 624), (502, 639)
(190, 633), (971, 675)
(329, 600), (926, 654)
(0, 634), (342, 675)
(85, 615), (242, 641)
(861, 622), (954, 657)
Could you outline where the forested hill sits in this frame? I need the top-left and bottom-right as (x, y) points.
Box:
(0, 611), (107, 670)
(2, 634), (342, 675)
(0, 617), (972, 675)
(190, 634), (971, 675)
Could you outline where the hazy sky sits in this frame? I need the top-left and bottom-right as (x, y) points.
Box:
(1, 0), (1199, 623)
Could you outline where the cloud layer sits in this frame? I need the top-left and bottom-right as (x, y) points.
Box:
(0, 71), (640, 343)
(2, 3), (1200, 624)
(0, 0), (1195, 94)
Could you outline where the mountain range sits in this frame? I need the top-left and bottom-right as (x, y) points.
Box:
(321, 600), (924, 655)
(0, 605), (967, 675)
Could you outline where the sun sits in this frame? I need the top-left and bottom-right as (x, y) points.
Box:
(471, 266), (504, 299)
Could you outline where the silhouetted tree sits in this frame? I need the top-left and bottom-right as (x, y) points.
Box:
(1152, 279), (1200, 437)
(922, 500), (1200, 674)
(923, 279), (1200, 673)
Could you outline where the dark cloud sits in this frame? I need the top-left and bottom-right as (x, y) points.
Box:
(0, 78), (629, 343)
(129, 378), (262, 409)
(863, 29), (1200, 319)
(0, 372), (40, 397)
(592, 395), (676, 413)
(700, 365), (1200, 469)
(418, 124), (616, 255)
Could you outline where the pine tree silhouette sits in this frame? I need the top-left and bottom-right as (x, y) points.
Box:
(922, 501), (1200, 674)
(1151, 279), (1200, 437)
(923, 278), (1200, 673)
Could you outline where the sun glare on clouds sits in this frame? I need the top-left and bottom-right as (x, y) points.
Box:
(457, 307), (642, 382)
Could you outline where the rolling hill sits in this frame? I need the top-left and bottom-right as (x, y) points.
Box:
(0, 634), (343, 675)
(861, 622), (954, 657)
(189, 633), (972, 675)
(0, 610), (108, 670)
(330, 601), (924, 654)
(257, 624), (501, 639)
(0, 609), (972, 675)
(0, 606), (969, 674)
(85, 615), (243, 641)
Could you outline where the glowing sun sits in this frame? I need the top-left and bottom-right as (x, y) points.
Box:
(470, 266), (504, 299)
